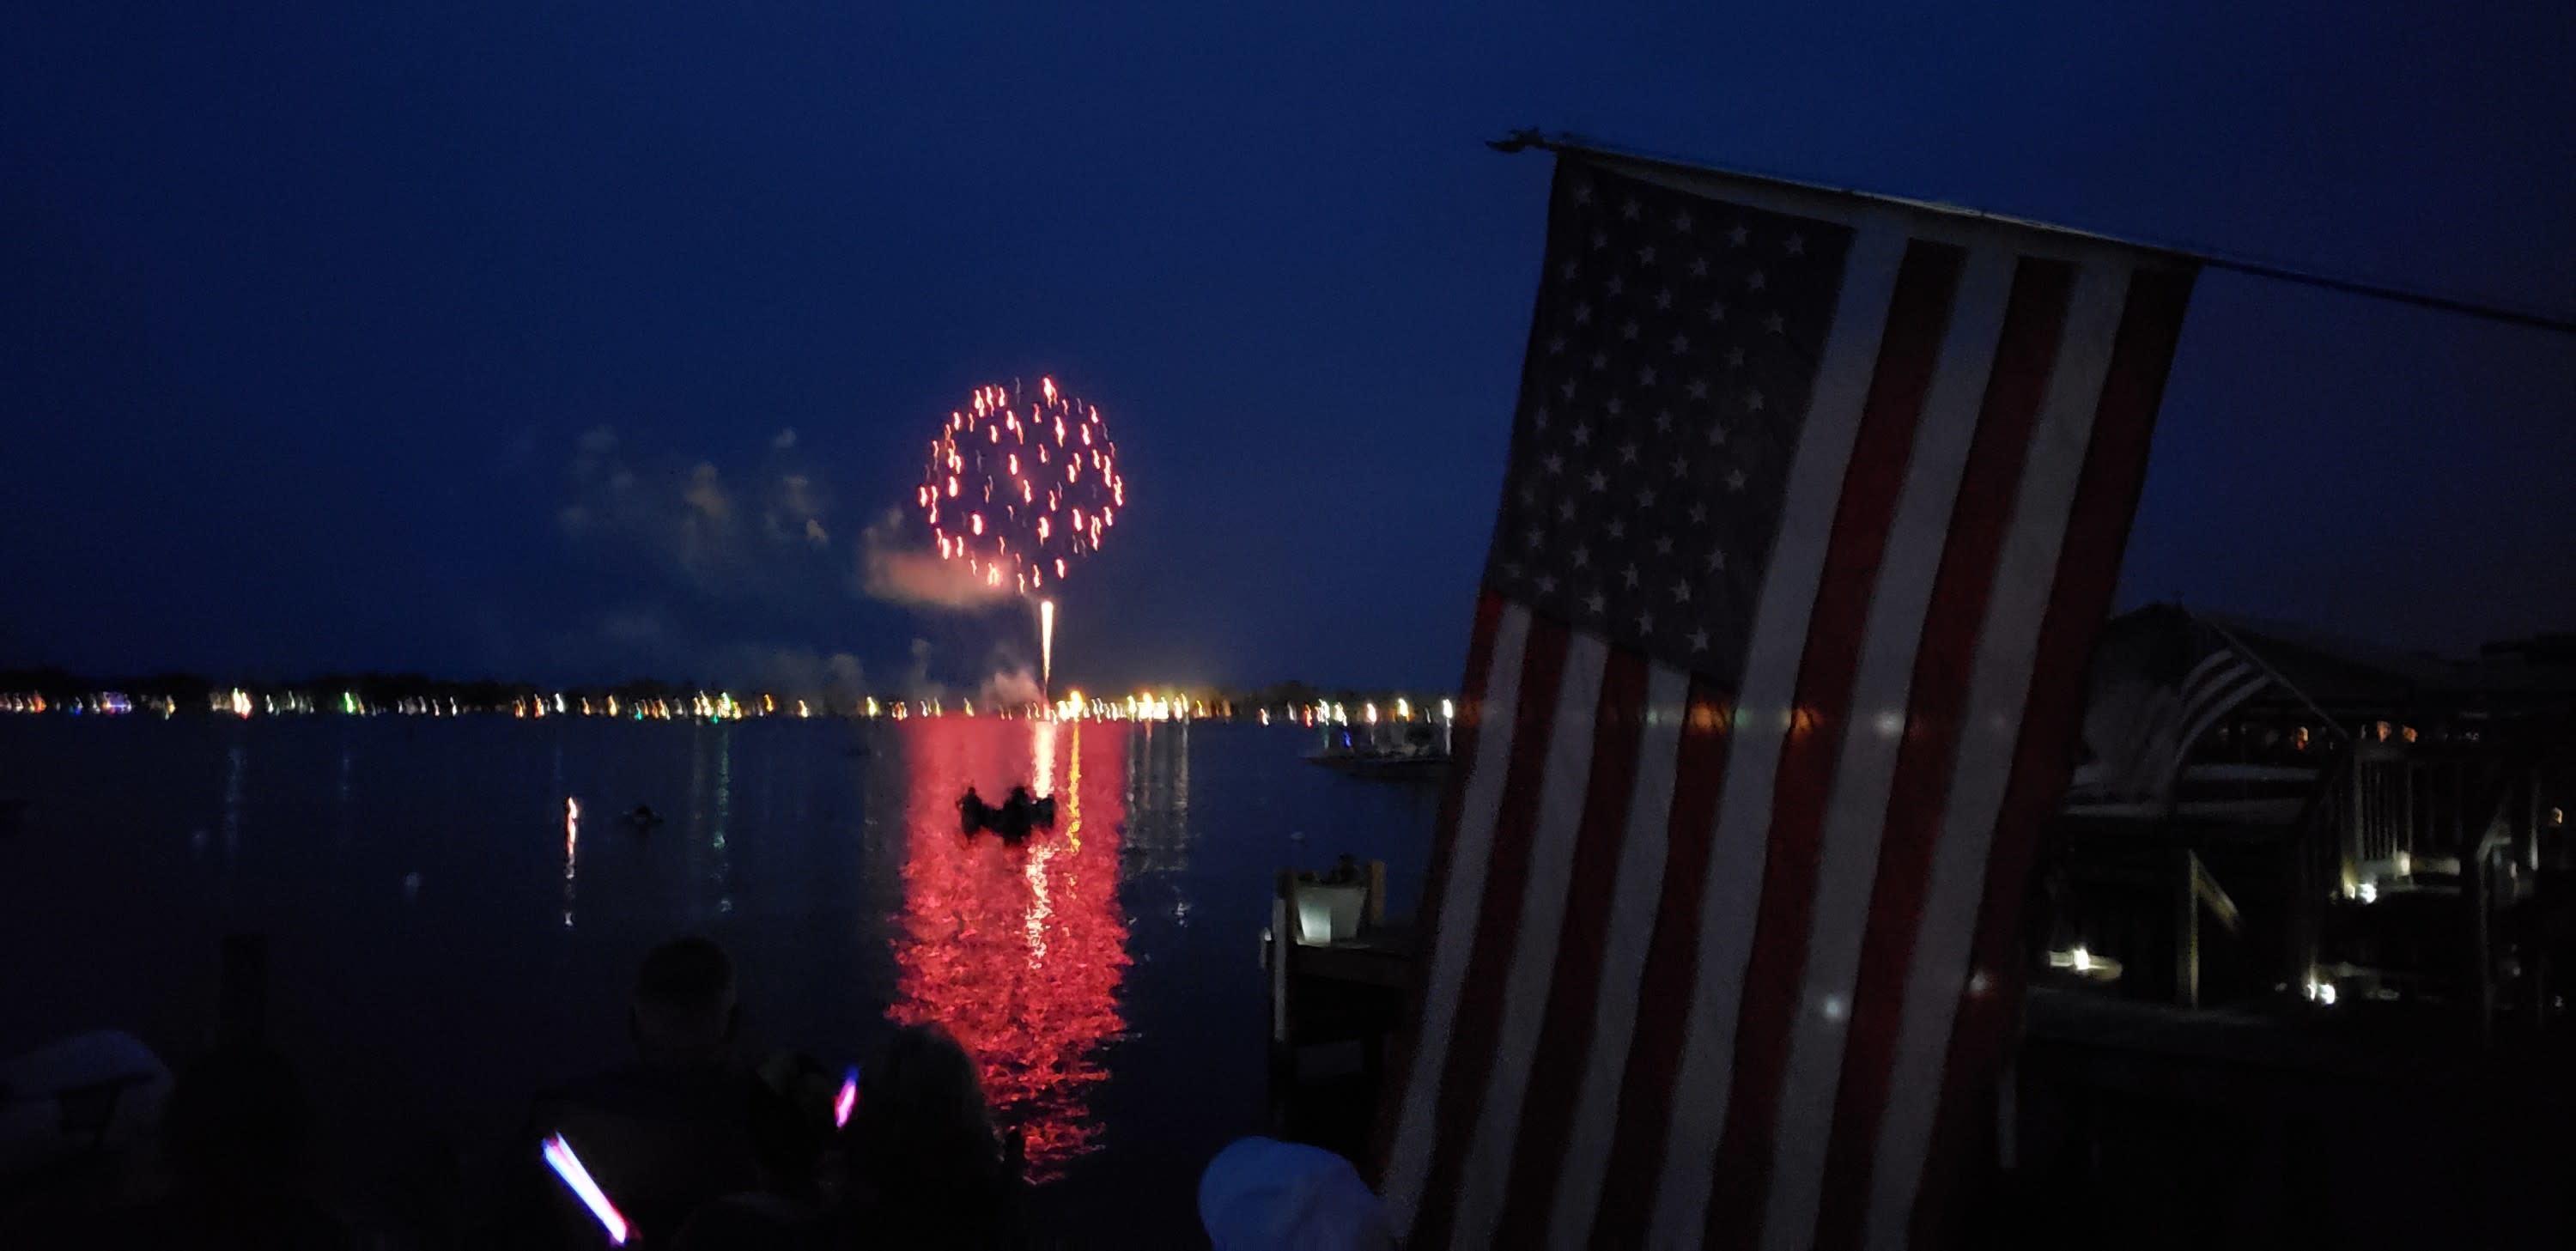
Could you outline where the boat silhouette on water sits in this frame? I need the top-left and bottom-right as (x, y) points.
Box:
(957, 786), (1058, 841)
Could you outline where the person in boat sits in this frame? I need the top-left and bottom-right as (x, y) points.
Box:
(1005, 786), (1034, 823)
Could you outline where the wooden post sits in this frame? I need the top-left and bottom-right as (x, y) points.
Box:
(1270, 870), (1293, 1046)
(1364, 859), (1388, 930)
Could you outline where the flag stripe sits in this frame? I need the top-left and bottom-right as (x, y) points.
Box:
(1905, 264), (2194, 1249)
(1514, 660), (1692, 1248)
(1754, 246), (2028, 1251)
(1380, 602), (1535, 1226)
(1403, 617), (1574, 1242)
(1372, 589), (1509, 1182)
(1857, 261), (2137, 1250)
(1451, 644), (1649, 1248)
(1633, 220), (1915, 1248)
(1580, 678), (1738, 1249)
(1695, 237), (1969, 1245)
(1808, 256), (2077, 1251)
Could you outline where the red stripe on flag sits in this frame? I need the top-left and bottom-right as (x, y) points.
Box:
(1909, 264), (2195, 1248)
(1704, 239), (1966, 1246)
(1811, 258), (2075, 1251)
(1408, 617), (1572, 1248)
(1371, 590), (1509, 1182)
(1490, 648), (1653, 1248)
(1589, 679), (1735, 1249)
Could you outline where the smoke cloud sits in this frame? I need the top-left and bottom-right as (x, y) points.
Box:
(979, 665), (1043, 706)
(859, 509), (1018, 610)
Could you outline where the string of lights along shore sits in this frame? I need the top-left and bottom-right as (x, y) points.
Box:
(0, 687), (1457, 726)
(918, 376), (1127, 695)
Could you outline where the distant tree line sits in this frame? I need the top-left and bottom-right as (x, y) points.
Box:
(0, 666), (1455, 720)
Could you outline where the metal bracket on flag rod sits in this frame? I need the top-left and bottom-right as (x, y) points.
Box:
(1488, 128), (2576, 337)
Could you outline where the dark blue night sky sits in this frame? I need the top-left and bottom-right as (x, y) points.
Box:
(4, 4), (2570, 695)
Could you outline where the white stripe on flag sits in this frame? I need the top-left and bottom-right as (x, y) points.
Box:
(1759, 246), (2019, 1251)
(1864, 261), (2135, 1251)
(1382, 604), (1534, 1231)
(1546, 660), (1690, 1248)
(1448, 633), (1611, 1248)
(1645, 219), (1912, 1247)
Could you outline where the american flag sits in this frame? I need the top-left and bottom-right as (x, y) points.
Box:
(2071, 610), (2271, 805)
(1378, 151), (2196, 1249)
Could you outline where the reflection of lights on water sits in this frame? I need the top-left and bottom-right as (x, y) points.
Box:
(562, 797), (580, 929)
(892, 718), (1127, 1179)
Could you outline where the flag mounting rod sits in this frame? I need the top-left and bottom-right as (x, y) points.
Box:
(1491, 129), (2576, 338)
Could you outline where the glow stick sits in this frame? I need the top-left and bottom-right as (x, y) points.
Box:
(835, 1066), (860, 1128)
(543, 1133), (629, 1245)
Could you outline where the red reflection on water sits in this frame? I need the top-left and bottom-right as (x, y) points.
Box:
(892, 719), (1130, 1178)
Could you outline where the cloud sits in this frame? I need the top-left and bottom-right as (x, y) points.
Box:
(772, 428), (799, 450)
(558, 428), (844, 599)
(683, 463), (731, 524)
(598, 605), (677, 652)
(766, 474), (830, 547)
(902, 637), (942, 698)
(858, 508), (1018, 610)
(709, 643), (867, 704)
(978, 665), (1043, 707)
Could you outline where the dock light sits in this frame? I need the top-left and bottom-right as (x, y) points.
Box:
(835, 1066), (860, 1128)
(542, 1133), (629, 1245)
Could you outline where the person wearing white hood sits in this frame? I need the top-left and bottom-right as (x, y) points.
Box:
(1198, 1137), (1396, 1251)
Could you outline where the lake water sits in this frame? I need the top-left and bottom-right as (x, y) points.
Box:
(0, 714), (1439, 1244)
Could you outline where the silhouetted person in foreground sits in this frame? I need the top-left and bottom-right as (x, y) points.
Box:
(838, 1023), (1023, 1250)
(671, 1053), (841, 1250)
(1198, 1137), (1393, 1251)
(99, 1045), (351, 1251)
(513, 936), (759, 1248)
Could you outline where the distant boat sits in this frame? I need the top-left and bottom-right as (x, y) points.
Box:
(1304, 750), (1449, 783)
(959, 788), (1058, 841)
(1304, 723), (1450, 784)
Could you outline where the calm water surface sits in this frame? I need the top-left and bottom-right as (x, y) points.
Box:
(0, 715), (1436, 1244)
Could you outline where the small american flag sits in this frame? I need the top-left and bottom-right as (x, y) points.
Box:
(1379, 151), (2196, 1249)
(2072, 610), (2271, 805)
